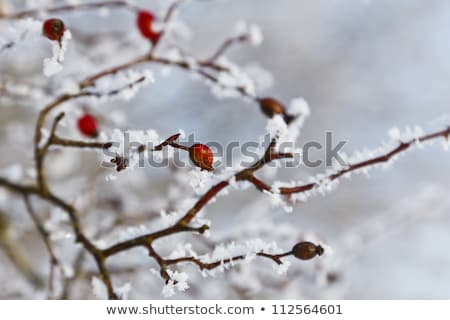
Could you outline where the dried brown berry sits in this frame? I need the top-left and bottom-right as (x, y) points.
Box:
(292, 241), (324, 260)
(259, 97), (285, 118)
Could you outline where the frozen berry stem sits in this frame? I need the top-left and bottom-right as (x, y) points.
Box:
(0, 0), (449, 300)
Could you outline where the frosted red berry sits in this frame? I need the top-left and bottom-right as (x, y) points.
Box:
(189, 144), (214, 171)
(42, 18), (65, 41)
(78, 114), (98, 138)
(292, 242), (324, 261)
(137, 10), (161, 43)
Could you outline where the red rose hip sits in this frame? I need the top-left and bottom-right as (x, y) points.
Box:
(137, 10), (161, 43)
(189, 144), (214, 171)
(42, 18), (65, 41)
(78, 114), (98, 138)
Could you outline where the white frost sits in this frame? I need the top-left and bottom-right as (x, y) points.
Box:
(43, 30), (72, 77)
(91, 277), (108, 300)
(233, 20), (263, 46)
(266, 115), (288, 139)
(161, 270), (190, 297)
(248, 24), (263, 46)
(289, 97), (310, 117)
(244, 63), (274, 92)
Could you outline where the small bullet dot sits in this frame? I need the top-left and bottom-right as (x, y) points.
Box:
(261, 307), (265, 311)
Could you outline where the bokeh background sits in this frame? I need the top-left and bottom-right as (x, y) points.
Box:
(1, 0), (450, 299)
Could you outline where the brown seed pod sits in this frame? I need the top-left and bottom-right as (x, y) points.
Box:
(292, 241), (324, 260)
(259, 97), (285, 118)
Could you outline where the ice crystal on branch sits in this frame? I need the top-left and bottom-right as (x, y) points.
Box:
(233, 20), (263, 47)
(161, 270), (190, 298)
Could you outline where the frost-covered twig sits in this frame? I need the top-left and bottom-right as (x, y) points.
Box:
(177, 138), (293, 225)
(165, 250), (292, 270)
(78, 54), (258, 101)
(149, 0), (186, 55)
(0, 176), (118, 298)
(203, 34), (251, 64)
(276, 127), (450, 195)
(0, 1), (141, 19)
(153, 133), (189, 152)
(0, 210), (44, 288)
(50, 136), (113, 150)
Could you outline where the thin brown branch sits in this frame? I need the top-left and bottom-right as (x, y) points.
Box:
(45, 191), (118, 299)
(0, 177), (39, 196)
(109, 131), (196, 173)
(83, 75), (148, 98)
(177, 181), (230, 225)
(164, 0), (185, 24)
(40, 112), (66, 154)
(203, 34), (250, 64)
(61, 208), (124, 299)
(0, 211), (45, 288)
(34, 93), (92, 193)
(80, 55), (150, 89)
(164, 250), (292, 271)
(278, 127), (450, 195)
(0, 1), (140, 19)
(24, 195), (60, 298)
(102, 224), (209, 257)
(153, 133), (189, 151)
(150, 0), (186, 56)
(0, 176), (118, 299)
(79, 54), (257, 100)
(178, 139), (293, 225)
(246, 175), (271, 192)
(50, 136), (113, 149)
